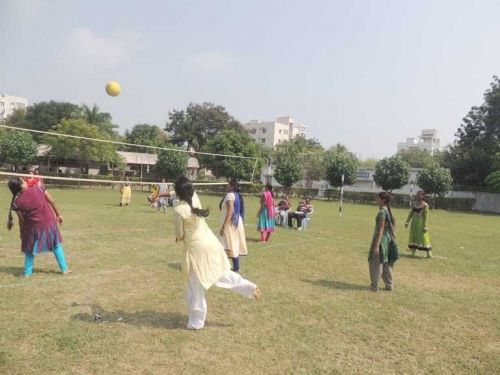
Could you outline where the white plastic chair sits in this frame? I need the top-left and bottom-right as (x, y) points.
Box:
(301, 210), (313, 231)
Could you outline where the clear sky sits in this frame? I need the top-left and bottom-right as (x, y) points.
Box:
(1, 0), (499, 158)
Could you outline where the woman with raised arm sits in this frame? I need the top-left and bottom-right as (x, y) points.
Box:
(172, 176), (261, 330)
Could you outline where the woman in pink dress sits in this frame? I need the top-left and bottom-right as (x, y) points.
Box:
(256, 183), (275, 242)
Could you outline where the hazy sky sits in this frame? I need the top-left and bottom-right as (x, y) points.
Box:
(1, 0), (499, 158)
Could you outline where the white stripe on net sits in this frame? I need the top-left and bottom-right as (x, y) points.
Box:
(0, 171), (252, 186)
(0, 125), (258, 160)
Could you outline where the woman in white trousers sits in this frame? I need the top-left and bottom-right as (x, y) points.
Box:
(172, 177), (261, 330)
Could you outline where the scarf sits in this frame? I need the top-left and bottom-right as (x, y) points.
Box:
(220, 192), (245, 227)
(263, 190), (274, 218)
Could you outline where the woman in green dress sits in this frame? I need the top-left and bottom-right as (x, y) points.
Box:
(368, 192), (396, 291)
(405, 190), (432, 258)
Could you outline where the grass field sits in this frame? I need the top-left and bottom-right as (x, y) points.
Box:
(0, 187), (499, 374)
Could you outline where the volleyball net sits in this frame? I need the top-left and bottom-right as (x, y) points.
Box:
(0, 124), (261, 193)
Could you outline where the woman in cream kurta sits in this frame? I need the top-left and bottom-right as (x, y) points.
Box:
(172, 176), (260, 330)
(219, 179), (247, 272)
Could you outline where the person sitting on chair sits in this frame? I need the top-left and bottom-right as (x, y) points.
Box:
(276, 194), (291, 226)
(288, 198), (313, 230)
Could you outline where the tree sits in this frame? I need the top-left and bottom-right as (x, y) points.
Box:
(0, 130), (38, 171)
(273, 142), (303, 191)
(20, 101), (82, 141)
(155, 145), (188, 180)
(290, 136), (325, 188)
(124, 124), (170, 152)
(165, 103), (243, 151)
(373, 155), (410, 192)
(324, 144), (358, 188)
(80, 104), (118, 137)
(417, 164), (453, 208)
(442, 76), (500, 187)
(359, 158), (379, 168)
(201, 129), (262, 180)
(42, 119), (119, 173)
(398, 148), (434, 168)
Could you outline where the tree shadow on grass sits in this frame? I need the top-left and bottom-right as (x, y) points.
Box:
(302, 278), (368, 291)
(71, 303), (231, 330)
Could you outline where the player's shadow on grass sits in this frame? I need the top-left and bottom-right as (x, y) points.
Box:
(71, 304), (231, 330)
(302, 278), (367, 291)
(0, 266), (59, 277)
(167, 262), (182, 271)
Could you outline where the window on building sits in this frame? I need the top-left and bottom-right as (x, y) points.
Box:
(261, 138), (266, 144)
(250, 128), (256, 134)
(278, 129), (282, 134)
(261, 128), (267, 134)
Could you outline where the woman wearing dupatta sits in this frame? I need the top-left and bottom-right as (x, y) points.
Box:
(219, 178), (248, 272)
(405, 190), (432, 258)
(257, 183), (275, 242)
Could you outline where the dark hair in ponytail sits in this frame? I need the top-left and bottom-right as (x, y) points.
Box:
(174, 176), (209, 217)
(378, 191), (395, 226)
(7, 177), (23, 230)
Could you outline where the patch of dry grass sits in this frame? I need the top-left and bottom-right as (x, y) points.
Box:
(0, 187), (499, 374)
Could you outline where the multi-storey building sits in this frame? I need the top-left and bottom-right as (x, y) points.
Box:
(242, 116), (307, 148)
(397, 129), (440, 154)
(0, 94), (28, 122)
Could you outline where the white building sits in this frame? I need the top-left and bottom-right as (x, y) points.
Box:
(242, 116), (307, 148)
(0, 94), (28, 122)
(397, 129), (440, 154)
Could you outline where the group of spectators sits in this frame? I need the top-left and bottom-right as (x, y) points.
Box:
(275, 193), (314, 230)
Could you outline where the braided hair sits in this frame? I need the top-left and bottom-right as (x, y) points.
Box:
(174, 176), (209, 217)
(378, 191), (395, 226)
(7, 177), (23, 230)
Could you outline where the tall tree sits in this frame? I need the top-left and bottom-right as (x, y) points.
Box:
(398, 148), (434, 168)
(417, 164), (453, 208)
(442, 76), (500, 187)
(324, 144), (358, 188)
(124, 124), (170, 153)
(21, 101), (82, 141)
(373, 155), (410, 192)
(273, 142), (303, 191)
(42, 119), (119, 173)
(0, 130), (38, 171)
(290, 136), (325, 188)
(80, 104), (118, 137)
(155, 145), (188, 180)
(201, 129), (262, 180)
(165, 103), (243, 151)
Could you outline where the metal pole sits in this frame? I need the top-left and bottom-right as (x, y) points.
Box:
(339, 173), (345, 218)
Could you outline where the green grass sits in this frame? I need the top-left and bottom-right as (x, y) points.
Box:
(0, 187), (499, 374)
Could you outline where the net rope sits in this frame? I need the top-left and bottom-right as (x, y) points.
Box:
(0, 124), (260, 184)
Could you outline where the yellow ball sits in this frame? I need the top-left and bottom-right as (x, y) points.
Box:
(105, 81), (121, 97)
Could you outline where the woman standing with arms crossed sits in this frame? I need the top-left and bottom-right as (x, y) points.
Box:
(368, 192), (396, 291)
(172, 177), (261, 330)
(257, 183), (275, 242)
(7, 177), (71, 277)
(405, 190), (432, 258)
(219, 178), (247, 273)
